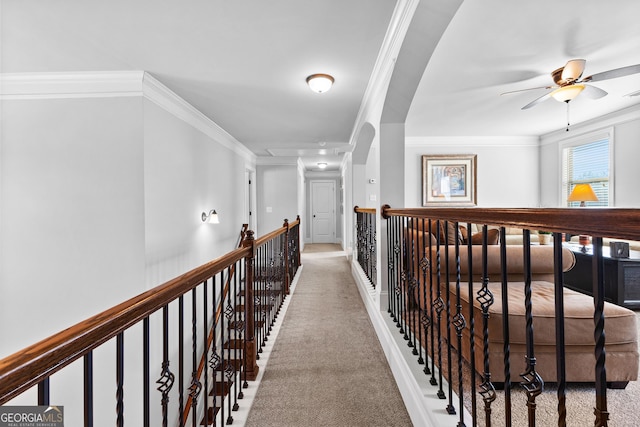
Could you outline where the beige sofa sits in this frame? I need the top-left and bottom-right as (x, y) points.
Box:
(408, 221), (639, 387)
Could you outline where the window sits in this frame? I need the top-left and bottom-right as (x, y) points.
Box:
(561, 132), (611, 207)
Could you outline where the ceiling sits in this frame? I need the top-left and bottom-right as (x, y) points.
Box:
(406, 0), (640, 137)
(2, 1), (640, 170)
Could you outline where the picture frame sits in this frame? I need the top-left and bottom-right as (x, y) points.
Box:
(422, 154), (477, 207)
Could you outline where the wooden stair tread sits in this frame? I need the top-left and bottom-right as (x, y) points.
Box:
(200, 406), (220, 425)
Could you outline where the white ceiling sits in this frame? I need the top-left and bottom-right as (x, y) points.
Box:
(407, 0), (640, 137)
(2, 1), (640, 170)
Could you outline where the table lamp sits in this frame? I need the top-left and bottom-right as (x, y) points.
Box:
(567, 183), (598, 207)
(568, 183), (599, 251)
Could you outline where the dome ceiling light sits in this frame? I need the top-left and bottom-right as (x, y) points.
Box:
(306, 74), (334, 93)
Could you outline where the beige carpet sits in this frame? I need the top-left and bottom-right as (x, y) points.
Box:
(245, 244), (412, 427)
(468, 311), (640, 427)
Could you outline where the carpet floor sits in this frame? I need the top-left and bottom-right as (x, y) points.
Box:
(244, 244), (412, 427)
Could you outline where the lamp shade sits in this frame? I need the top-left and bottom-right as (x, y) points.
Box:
(306, 74), (334, 93)
(551, 84), (585, 102)
(568, 183), (598, 205)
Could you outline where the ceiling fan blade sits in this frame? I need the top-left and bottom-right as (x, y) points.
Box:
(581, 84), (608, 99)
(500, 86), (554, 96)
(522, 92), (552, 110)
(583, 64), (640, 82)
(561, 59), (586, 82)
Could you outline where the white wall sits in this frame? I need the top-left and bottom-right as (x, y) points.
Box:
(0, 96), (147, 356)
(540, 105), (640, 207)
(0, 73), (256, 426)
(143, 99), (246, 287)
(256, 164), (299, 235)
(405, 136), (540, 208)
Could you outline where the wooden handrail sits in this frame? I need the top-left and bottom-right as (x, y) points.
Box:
(255, 218), (300, 247)
(354, 206), (376, 214)
(0, 246), (250, 404)
(381, 205), (640, 241)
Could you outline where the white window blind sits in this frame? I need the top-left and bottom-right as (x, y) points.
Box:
(562, 138), (609, 207)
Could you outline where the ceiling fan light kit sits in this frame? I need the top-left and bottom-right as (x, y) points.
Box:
(504, 59), (640, 130)
(551, 84), (585, 102)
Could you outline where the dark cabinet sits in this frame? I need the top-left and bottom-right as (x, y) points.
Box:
(563, 244), (640, 309)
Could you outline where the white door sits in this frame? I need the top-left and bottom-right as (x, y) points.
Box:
(311, 181), (335, 243)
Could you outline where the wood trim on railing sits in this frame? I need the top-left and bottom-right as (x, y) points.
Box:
(381, 206), (640, 242)
(255, 218), (301, 247)
(0, 246), (251, 405)
(354, 206), (377, 214)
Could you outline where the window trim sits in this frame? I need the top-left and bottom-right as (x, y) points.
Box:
(558, 127), (614, 207)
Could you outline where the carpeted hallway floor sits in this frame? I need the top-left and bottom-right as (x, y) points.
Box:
(244, 244), (412, 427)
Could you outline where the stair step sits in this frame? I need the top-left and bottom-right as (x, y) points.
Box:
(200, 406), (220, 425)
(210, 379), (233, 396)
(224, 339), (244, 349)
(213, 358), (243, 372)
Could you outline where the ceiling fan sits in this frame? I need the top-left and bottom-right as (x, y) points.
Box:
(502, 59), (640, 110)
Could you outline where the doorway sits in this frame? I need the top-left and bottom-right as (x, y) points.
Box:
(311, 180), (335, 243)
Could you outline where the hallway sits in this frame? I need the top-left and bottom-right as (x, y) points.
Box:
(241, 244), (412, 426)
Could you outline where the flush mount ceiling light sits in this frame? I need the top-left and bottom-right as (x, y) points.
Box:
(306, 74), (334, 93)
(317, 162), (328, 169)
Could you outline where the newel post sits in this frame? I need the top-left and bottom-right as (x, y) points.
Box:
(242, 230), (260, 381)
(283, 219), (291, 295)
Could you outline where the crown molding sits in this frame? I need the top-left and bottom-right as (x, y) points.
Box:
(0, 71), (144, 99)
(141, 73), (255, 163)
(0, 71), (256, 164)
(256, 156), (300, 166)
(406, 135), (540, 147)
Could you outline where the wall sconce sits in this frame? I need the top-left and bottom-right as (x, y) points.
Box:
(201, 209), (219, 224)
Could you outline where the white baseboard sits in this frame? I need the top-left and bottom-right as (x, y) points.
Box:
(351, 261), (471, 427)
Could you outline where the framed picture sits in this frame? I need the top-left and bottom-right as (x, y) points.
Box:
(422, 154), (477, 207)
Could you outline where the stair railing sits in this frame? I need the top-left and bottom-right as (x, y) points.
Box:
(354, 206), (377, 288)
(354, 206), (640, 427)
(0, 220), (300, 427)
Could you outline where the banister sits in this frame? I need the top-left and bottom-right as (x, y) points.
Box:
(354, 206), (376, 214)
(0, 245), (250, 405)
(254, 218), (301, 247)
(380, 205), (640, 241)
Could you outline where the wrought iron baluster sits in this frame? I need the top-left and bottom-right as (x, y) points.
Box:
(592, 236), (609, 427)
(202, 279), (210, 424)
(157, 306), (175, 427)
(37, 377), (49, 406)
(179, 296), (185, 427)
(189, 288), (202, 427)
(232, 262), (241, 411)
(116, 332), (124, 427)
(143, 317), (150, 427)
(84, 351), (94, 427)
(224, 267), (235, 425)
(210, 274), (222, 425)
(553, 233), (567, 427)
(466, 223), (477, 427)
(477, 224), (496, 427)
(453, 222), (467, 426)
(428, 219), (437, 384)
(418, 217), (430, 368)
(433, 221), (445, 399)
(499, 227), (511, 426)
(444, 222), (456, 415)
(520, 229), (543, 427)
